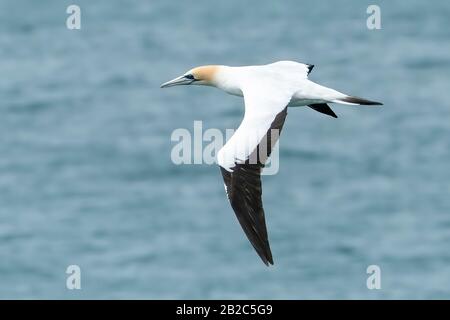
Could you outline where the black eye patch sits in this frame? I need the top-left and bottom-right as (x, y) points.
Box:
(184, 74), (195, 80)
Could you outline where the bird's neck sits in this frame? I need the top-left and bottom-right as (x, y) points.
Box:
(213, 66), (244, 97)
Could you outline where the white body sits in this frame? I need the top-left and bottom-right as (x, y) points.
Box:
(213, 61), (349, 107)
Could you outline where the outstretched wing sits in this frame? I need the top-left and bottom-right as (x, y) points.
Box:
(219, 108), (287, 265)
(217, 83), (292, 265)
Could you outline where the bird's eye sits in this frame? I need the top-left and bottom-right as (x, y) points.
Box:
(184, 74), (195, 80)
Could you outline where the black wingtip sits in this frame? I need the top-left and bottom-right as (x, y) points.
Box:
(308, 103), (338, 118)
(307, 64), (314, 75)
(251, 240), (274, 266)
(261, 256), (274, 267)
(329, 112), (338, 118)
(259, 247), (274, 266)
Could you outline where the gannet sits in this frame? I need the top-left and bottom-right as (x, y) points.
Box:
(161, 61), (382, 266)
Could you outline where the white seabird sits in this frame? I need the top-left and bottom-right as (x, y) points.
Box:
(161, 61), (382, 266)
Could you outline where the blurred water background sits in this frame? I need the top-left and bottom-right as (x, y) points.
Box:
(0, 0), (449, 299)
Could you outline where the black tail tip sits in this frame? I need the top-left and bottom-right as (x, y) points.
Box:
(342, 96), (383, 106)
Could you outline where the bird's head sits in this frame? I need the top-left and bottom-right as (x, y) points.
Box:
(161, 65), (219, 88)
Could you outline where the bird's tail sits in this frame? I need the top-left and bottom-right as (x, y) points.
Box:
(334, 95), (383, 106)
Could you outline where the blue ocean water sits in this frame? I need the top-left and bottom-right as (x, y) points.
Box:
(0, 0), (450, 299)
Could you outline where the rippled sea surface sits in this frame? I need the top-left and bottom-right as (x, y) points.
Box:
(0, 0), (449, 299)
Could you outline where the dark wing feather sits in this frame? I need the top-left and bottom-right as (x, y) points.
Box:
(220, 108), (288, 265)
(308, 103), (338, 118)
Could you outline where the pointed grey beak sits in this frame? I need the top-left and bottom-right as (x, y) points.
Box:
(160, 75), (193, 88)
